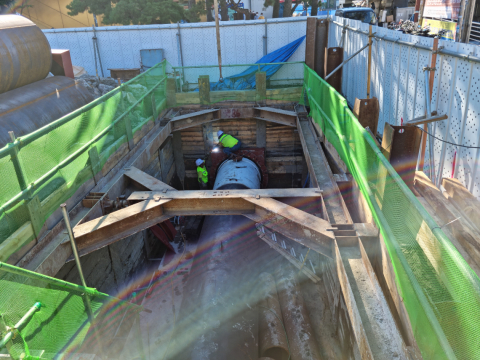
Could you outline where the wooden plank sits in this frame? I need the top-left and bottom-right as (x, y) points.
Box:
(442, 177), (480, 233)
(0, 222), (35, 262)
(415, 173), (480, 272)
(256, 72), (267, 103)
(73, 199), (171, 256)
(198, 75), (210, 104)
(124, 166), (176, 191)
(128, 188), (323, 201)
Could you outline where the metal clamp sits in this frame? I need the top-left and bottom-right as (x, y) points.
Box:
(423, 66), (436, 72)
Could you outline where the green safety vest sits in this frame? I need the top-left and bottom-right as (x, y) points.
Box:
(219, 134), (238, 148)
(197, 166), (208, 183)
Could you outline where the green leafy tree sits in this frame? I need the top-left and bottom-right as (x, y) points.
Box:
(67, 0), (205, 25)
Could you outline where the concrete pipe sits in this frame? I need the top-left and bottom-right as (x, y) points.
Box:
(274, 265), (321, 360)
(0, 76), (94, 148)
(0, 15), (52, 94)
(258, 272), (290, 360)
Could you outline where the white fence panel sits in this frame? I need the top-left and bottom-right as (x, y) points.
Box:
(43, 18), (309, 79)
(329, 17), (480, 198)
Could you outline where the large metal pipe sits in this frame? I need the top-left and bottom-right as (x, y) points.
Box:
(214, 158), (262, 190)
(173, 158), (263, 359)
(258, 272), (290, 360)
(274, 265), (322, 360)
(0, 15), (52, 94)
(0, 76), (94, 148)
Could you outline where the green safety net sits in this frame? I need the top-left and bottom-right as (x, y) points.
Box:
(303, 64), (480, 360)
(172, 61), (305, 104)
(0, 262), (138, 359)
(0, 61), (168, 246)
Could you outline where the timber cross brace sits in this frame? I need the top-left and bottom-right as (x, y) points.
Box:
(72, 171), (334, 259)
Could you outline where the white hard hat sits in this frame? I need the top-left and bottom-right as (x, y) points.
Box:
(195, 158), (204, 167)
(217, 130), (224, 137)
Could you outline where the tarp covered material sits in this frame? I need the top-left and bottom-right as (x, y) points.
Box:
(208, 35), (305, 91)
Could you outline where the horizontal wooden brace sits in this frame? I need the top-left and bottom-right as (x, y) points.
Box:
(170, 107), (296, 132)
(127, 188), (323, 202)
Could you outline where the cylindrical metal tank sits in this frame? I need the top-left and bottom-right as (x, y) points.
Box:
(213, 158), (262, 190)
(0, 15), (52, 94)
(0, 76), (94, 148)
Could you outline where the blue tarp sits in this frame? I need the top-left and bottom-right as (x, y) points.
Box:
(205, 35), (305, 91)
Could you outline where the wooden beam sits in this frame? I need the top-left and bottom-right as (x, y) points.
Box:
(73, 199), (171, 256)
(198, 75), (210, 105)
(442, 177), (480, 233)
(256, 72), (267, 103)
(171, 107), (297, 133)
(124, 166), (176, 191)
(244, 197), (334, 258)
(297, 118), (351, 224)
(127, 188), (323, 201)
(0, 222), (35, 262)
(170, 109), (219, 131)
(74, 187), (332, 259)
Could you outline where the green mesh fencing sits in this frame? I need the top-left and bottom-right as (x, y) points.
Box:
(0, 61), (168, 251)
(303, 64), (480, 359)
(172, 62), (304, 105)
(0, 261), (141, 359)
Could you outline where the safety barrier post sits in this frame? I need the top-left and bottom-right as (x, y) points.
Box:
(198, 75), (210, 105)
(367, 25), (373, 99)
(256, 71), (267, 104)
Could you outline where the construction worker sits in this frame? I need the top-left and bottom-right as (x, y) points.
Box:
(196, 158), (208, 189)
(217, 130), (242, 158)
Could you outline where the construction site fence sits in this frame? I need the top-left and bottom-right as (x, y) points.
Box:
(172, 61), (305, 92)
(43, 17), (309, 81)
(0, 260), (142, 359)
(304, 63), (480, 360)
(328, 17), (480, 200)
(0, 60), (167, 252)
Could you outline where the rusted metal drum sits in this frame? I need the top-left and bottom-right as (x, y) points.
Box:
(0, 15), (52, 94)
(258, 272), (290, 360)
(0, 76), (94, 147)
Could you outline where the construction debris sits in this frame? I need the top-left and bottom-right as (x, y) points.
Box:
(75, 74), (119, 98)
